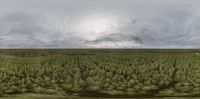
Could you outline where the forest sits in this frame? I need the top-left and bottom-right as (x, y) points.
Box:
(0, 49), (200, 97)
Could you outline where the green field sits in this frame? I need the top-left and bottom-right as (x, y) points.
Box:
(1, 95), (200, 99)
(0, 49), (200, 98)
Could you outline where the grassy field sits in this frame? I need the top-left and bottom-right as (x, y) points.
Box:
(0, 49), (200, 98)
(1, 95), (200, 99)
(0, 95), (200, 99)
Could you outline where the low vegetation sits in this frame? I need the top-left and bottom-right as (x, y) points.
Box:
(0, 49), (200, 97)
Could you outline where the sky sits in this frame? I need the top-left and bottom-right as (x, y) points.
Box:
(0, 0), (200, 48)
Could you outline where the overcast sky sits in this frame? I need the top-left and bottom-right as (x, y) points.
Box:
(0, 0), (200, 48)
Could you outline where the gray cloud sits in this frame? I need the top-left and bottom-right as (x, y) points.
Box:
(0, 0), (200, 48)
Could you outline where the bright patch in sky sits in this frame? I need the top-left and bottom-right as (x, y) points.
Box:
(73, 15), (119, 40)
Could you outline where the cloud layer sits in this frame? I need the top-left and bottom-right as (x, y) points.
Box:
(0, 0), (200, 48)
